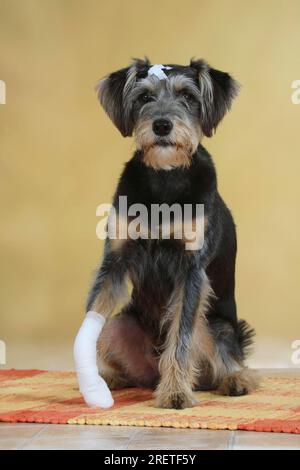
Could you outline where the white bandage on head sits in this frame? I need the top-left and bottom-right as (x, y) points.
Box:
(148, 64), (172, 80)
(73, 310), (114, 408)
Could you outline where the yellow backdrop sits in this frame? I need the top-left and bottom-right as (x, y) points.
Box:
(1, 0), (300, 368)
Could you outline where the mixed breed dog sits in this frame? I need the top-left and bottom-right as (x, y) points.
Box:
(74, 58), (259, 410)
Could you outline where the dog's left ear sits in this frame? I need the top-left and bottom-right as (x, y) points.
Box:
(190, 59), (240, 137)
(96, 58), (150, 137)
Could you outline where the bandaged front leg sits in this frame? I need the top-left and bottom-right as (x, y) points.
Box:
(73, 311), (114, 408)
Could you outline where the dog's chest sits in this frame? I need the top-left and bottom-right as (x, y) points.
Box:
(146, 170), (191, 205)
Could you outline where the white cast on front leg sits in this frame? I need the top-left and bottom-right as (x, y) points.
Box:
(73, 310), (114, 408)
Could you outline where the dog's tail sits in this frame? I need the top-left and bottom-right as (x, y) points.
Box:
(237, 319), (255, 360)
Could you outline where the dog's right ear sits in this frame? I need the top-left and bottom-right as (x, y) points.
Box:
(96, 58), (150, 137)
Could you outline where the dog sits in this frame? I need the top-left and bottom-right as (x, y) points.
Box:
(86, 58), (259, 409)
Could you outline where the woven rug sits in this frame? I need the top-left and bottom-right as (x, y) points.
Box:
(1, 369), (300, 433)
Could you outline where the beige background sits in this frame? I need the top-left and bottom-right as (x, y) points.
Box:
(0, 0), (300, 369)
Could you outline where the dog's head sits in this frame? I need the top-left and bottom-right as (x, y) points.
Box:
(96, 58), (239, 169)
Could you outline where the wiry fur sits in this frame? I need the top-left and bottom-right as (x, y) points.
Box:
(87, 58), (259, 409)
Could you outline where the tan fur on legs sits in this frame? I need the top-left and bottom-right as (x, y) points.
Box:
(215, 368), (260, 396)
(155, 368), (198, 410)
(190, 275), (216, 365)
(92, 277), (129, 320)
(155, 286), (199, 410)
(190, 277), (258, 393)
(156, 274), (217, 409)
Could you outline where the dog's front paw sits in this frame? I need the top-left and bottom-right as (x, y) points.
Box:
(156, 391), (198, 410)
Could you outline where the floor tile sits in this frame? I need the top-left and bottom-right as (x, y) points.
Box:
(22, 436), (130, 450)
(0, 424), (45, 450)
(233, 430), (300, 450)
(0, 423), (45, 440)
(37, 424), (137, 439)
(0, 438), (28, 450)
(17, 423), (135, 450)
(128, 427), (231, 450)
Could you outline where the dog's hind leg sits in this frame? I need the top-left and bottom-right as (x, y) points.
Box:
(97, 305), (159, 390)
(206, 313), (260, 396)
(215, 368), (260, 396)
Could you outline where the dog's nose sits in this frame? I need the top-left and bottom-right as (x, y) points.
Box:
(152, 119), (173, 136)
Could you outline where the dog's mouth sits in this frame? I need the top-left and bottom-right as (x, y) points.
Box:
(153, 139), (175, 147)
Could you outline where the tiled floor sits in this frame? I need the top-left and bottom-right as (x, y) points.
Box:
(1, 369), (300, 450)
(1, 423), (300, 450)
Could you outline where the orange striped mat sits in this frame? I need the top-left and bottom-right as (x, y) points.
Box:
(1, 369), (300, 433)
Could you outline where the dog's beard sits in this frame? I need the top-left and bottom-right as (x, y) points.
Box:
(135, 119), (201, 171)
(142, 145), (191, 171)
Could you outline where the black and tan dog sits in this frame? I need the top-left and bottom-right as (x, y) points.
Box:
(87, 58), (259, 409)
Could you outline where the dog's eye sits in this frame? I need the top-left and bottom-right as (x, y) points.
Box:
(139, 92), (152, 103)
(181, 91), (194, 102)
